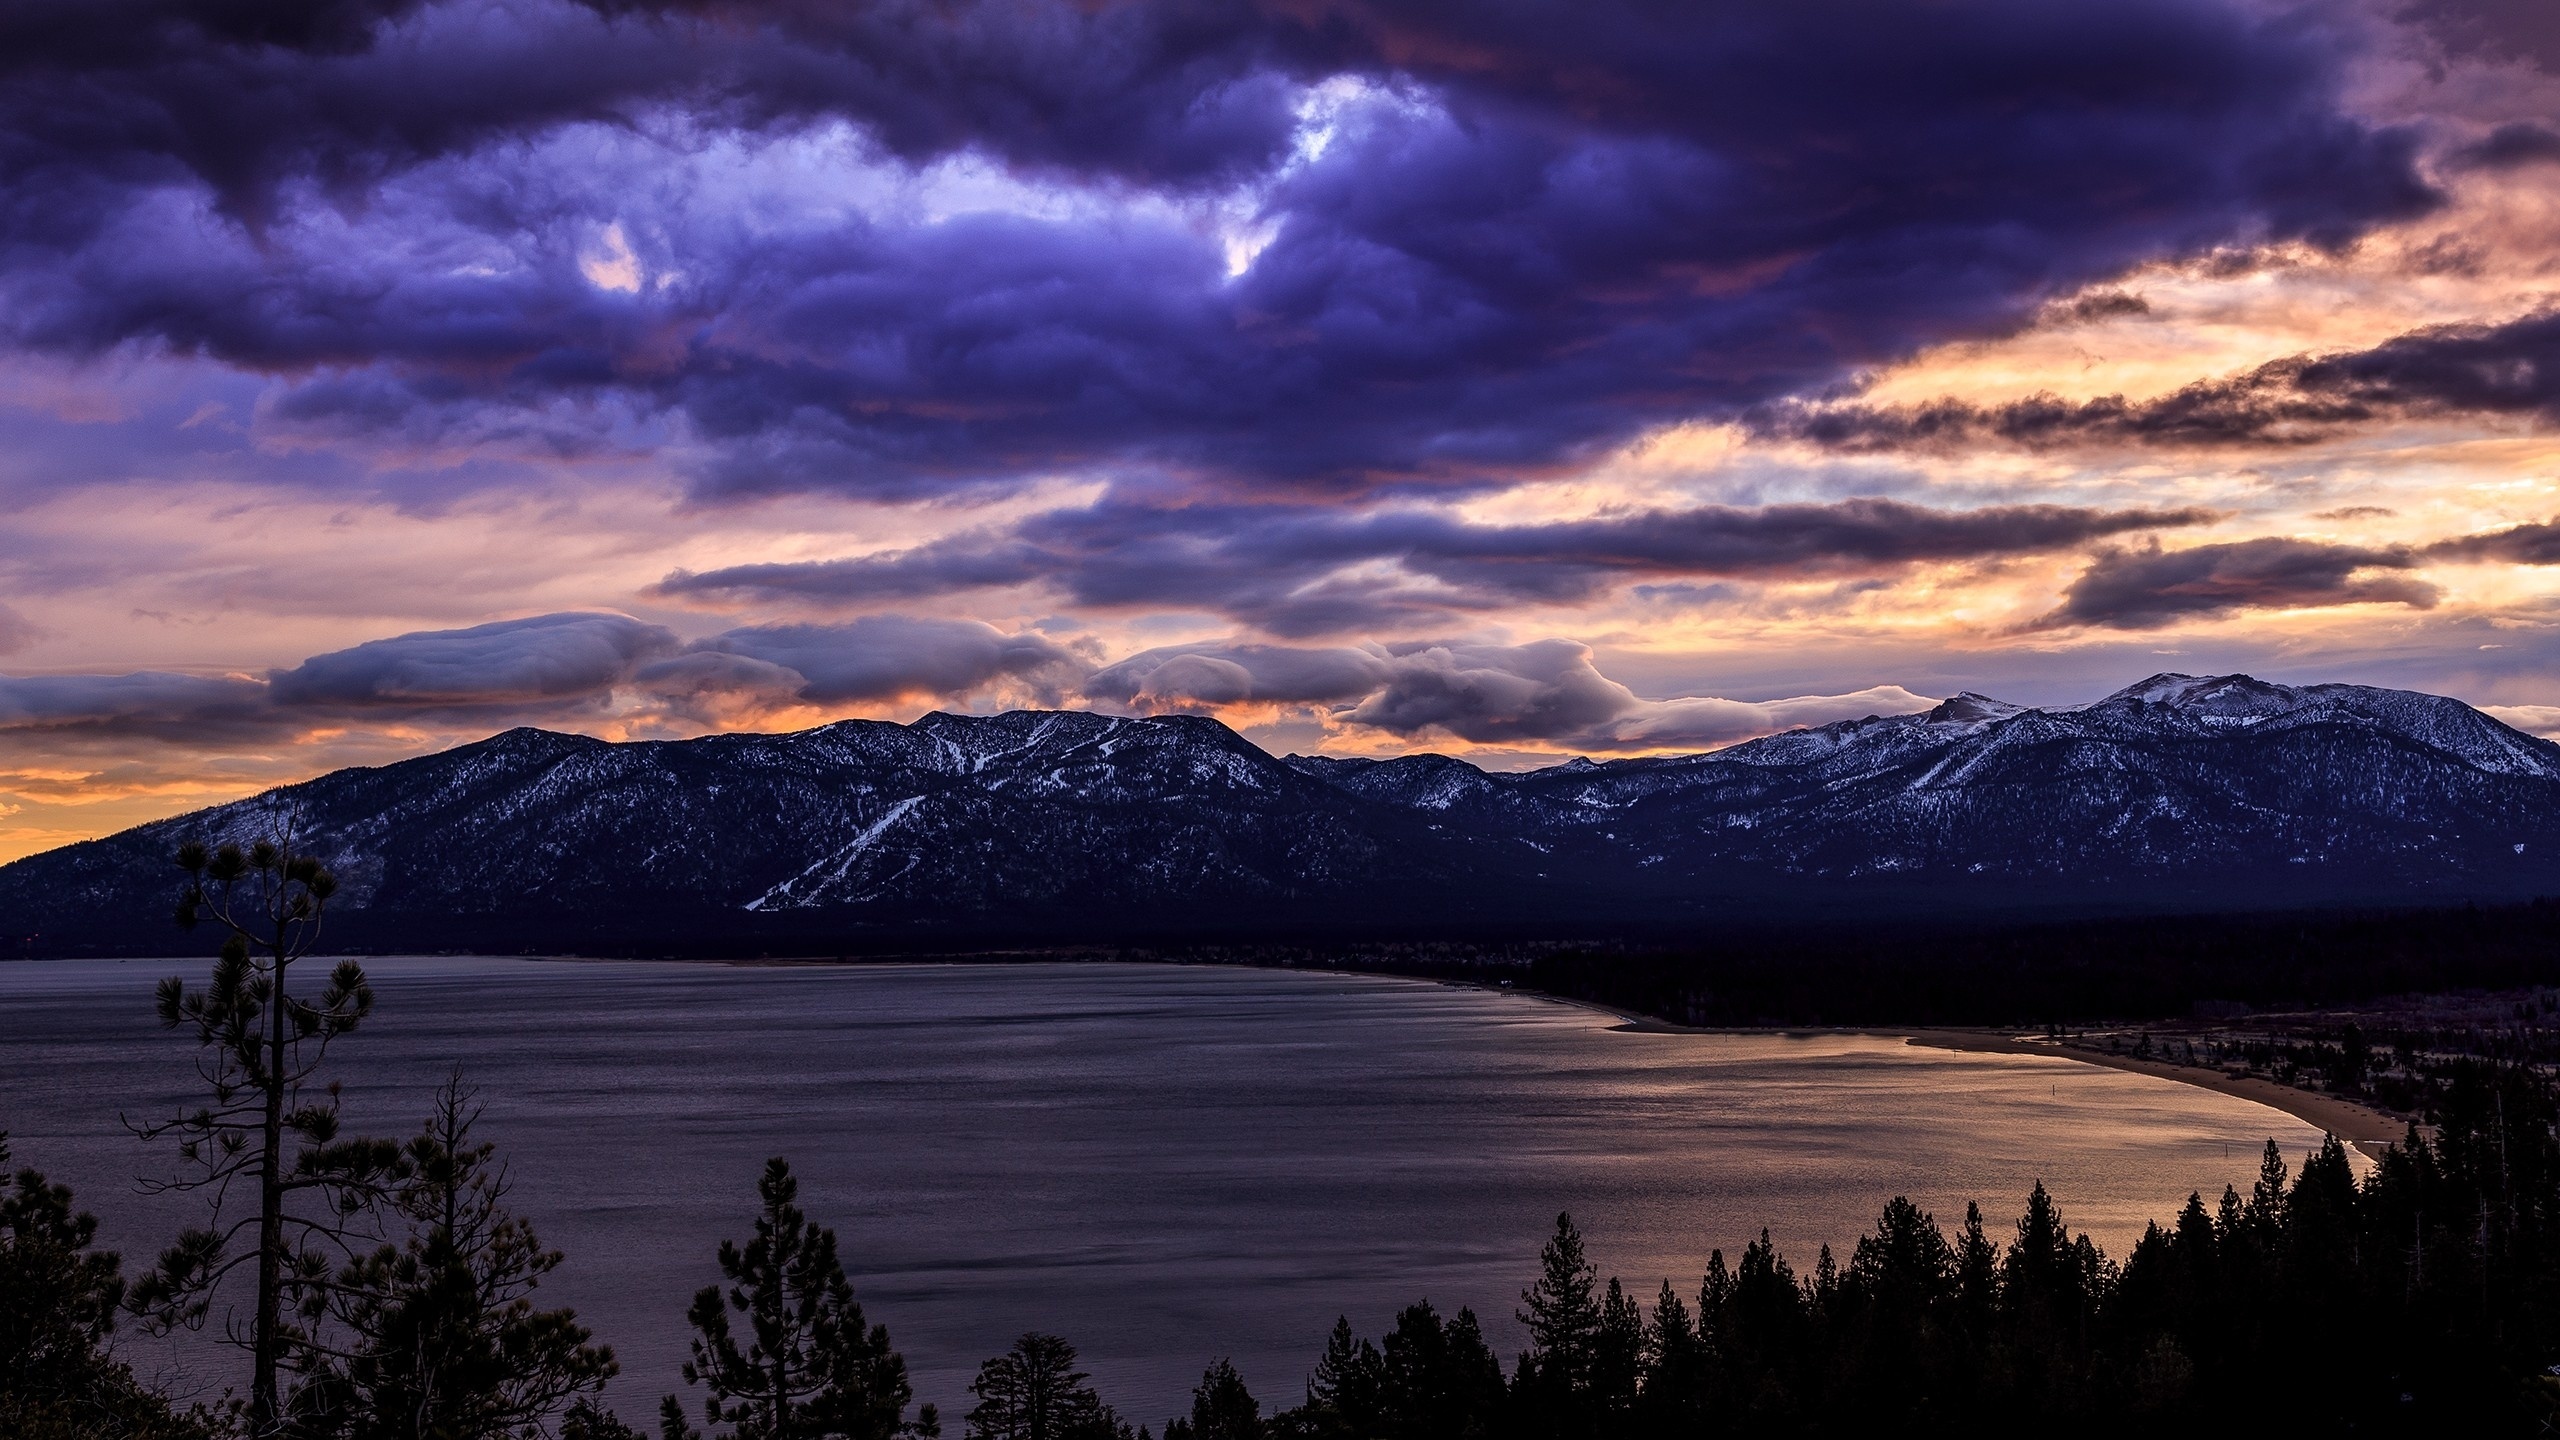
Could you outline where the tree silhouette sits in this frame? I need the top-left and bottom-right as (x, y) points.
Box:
(131, 830), (398, 1438)
(1516, 1212), (1599, 1385)
(2, 1132), (210, 1440)
(1162, 1358), (1260, 1440)
(1295, 1316), (1380, 1437)
(962, 1334), (1128, 1440)
(1377, 1302), (1503, 1440)
(1515, 1212), (1603, 1436)
(295, 1073), (616, 1439)
(667, 1158), (933, 1440)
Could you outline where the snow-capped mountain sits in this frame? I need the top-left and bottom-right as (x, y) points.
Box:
(7, 674), (2558, 953)
(1296, 673), (2560, 886)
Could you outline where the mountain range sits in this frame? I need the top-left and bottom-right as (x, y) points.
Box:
(8, 672), (2559, 954)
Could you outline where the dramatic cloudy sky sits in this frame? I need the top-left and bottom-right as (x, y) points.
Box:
(7, 0), (2560, 860)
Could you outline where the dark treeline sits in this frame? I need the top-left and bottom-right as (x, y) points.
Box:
(1192, 897), (2560, 1028)
(10, 837), (2560, 1434)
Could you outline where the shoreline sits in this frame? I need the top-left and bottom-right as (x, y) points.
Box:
(1897, 1029), (2414, 1161)
(1491, 986), (2416, 1162)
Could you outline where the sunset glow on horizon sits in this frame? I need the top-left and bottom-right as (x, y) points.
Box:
(10, 0), (2560, 862)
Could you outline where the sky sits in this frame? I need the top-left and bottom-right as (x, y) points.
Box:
(7, 0), (2560, 862)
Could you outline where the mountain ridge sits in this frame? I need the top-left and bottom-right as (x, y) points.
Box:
(7, 672), (2558, 954)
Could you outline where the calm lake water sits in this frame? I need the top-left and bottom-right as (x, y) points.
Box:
(0, 957), (2336, 1424)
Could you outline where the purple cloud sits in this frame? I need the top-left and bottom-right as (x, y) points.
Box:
(2447, 122), (2560, 172)
(0, 602), (40, 656)
(659, 494), (2216, 635)
(1761, 308), (2560, 454)
(1088, 644), (1394, 709)
(0, 671), (270, 734)
(0, 0), (2436, 497)
(2039, 539), (2442, 630)
(680, 616), (1081, 703)
(1092, 637), (1935, 749)
(268, 611), (680, 706)
(2428, 517), (2560, 565)
(6, 610), (1088, 746)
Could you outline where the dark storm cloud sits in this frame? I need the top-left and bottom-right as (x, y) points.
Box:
(1761, 308), (2560, 454)
(2399, 0), (2560, 71)
(2038, 538), (2442, 631)
(268, 611), (680, 706)
(659, 495), (2214, 635)
(2446, 122), (2560, 171)
(0, 0), (2436, 496)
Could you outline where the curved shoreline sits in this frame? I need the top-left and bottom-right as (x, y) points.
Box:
(1486, 985), (2414, 1162)
(1895, 1028), (2412, 1161)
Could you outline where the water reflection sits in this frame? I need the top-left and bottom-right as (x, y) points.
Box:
(0, 958), (2337, 1422)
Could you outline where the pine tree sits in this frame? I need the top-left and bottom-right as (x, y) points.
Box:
(1, 1133), (210, 1440)
(1807, 1246), (1839, 1321)
(133, 833), (398, 1439)
(1953, 1203), (1999, 1331)
(1836, 1196), (1957, 1420)
(2245, 1141), (2290, 1241)
(1517, 1212), (1601, 1396)
(2000, 1180), (2096, 1344)
(1591, 1279), (1644, 1422)
(1730, 1230), (1801, 1348)
(962, 1334), (1128, 1440)
(562, 1399), (648, 1440)
(667, 1159), (934, 1440)
(296, 1073), (616, 1439)
(1846, 1197), (1954, 1318)
(1635, 1282), (1705, 1433)
(1162, 1359), (1260, 1440)
(1296, 1317), (1380, 1437)
(1372, 1303), (1502, 1440)
(1694, 1250), (1734, 1365)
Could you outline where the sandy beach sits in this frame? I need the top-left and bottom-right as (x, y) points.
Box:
(1518, 988), (2417, 1163)
(1897, 1029), (2415, 1161)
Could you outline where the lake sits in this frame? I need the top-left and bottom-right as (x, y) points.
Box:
(0, 957), (2338, 1425)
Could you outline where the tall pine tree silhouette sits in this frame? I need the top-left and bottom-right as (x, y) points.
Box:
(131, 831), (398, 1439)
(1516, 1212), (1603, 1436)
(666, 1158), (934, 1440)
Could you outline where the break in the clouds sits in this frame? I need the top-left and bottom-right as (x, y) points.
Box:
(1762, 307), (2560, 454)
(659, 495), (2216, 635)
(0, 0), (2435, 497)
